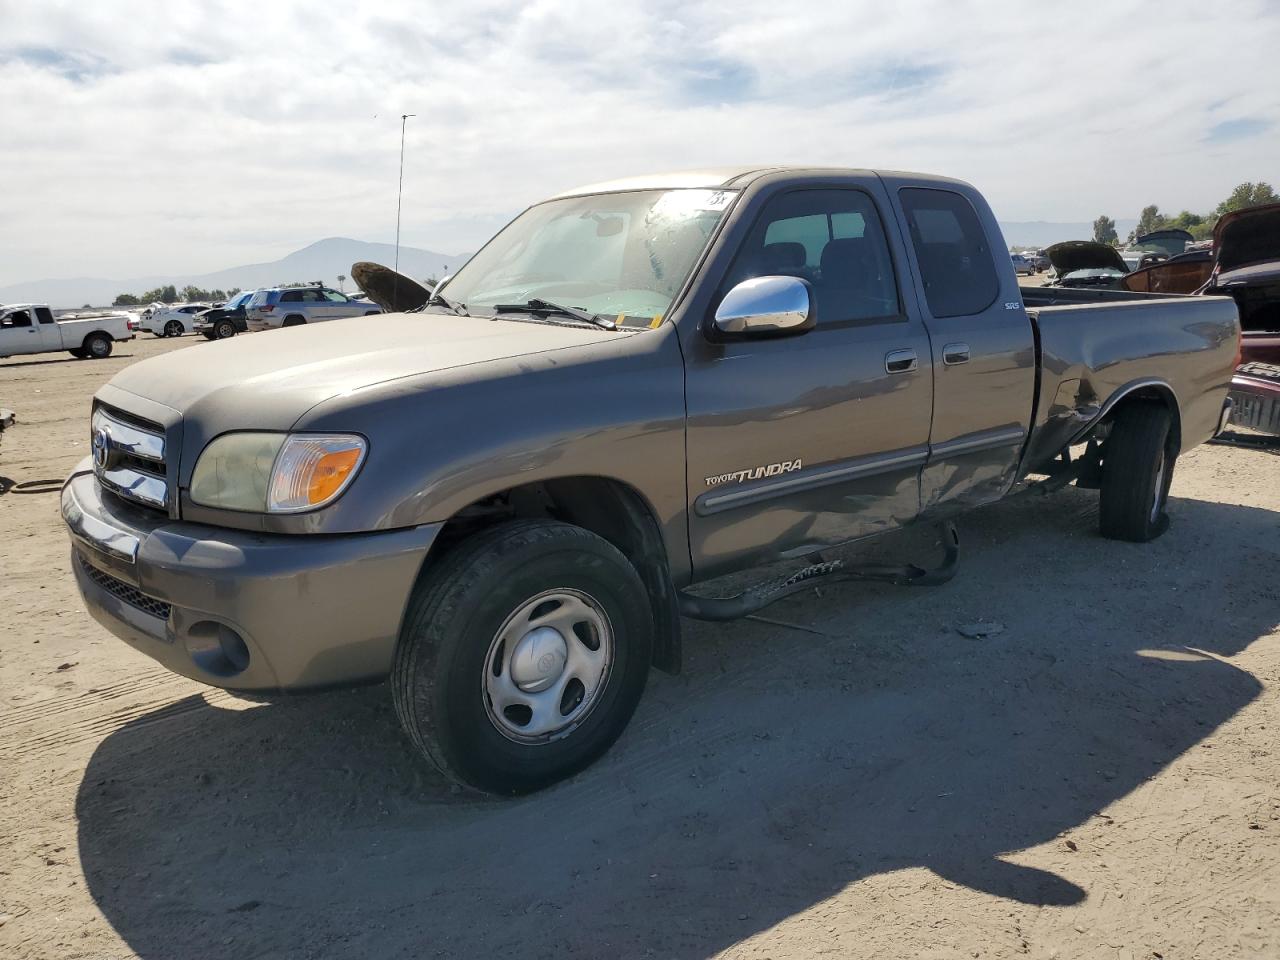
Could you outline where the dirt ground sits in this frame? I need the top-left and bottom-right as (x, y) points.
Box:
(1, 330), (1278, 960)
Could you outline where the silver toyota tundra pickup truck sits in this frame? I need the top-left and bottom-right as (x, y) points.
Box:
(63, 167), (1239, 794)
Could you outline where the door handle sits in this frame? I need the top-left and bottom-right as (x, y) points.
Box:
(885, 348), (918, 374)
(943, 342), (970, 365)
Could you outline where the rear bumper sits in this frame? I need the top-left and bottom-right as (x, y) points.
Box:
(62, 463), (440, 691)
(1228, 364), (1280, 435)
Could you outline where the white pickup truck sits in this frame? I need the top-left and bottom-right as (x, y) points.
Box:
(0, 304), (136, 360)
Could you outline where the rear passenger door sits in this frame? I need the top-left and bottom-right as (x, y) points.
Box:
(35, 307), (64, 351)
(683, 181), (934, 579)
(883, 181), (1036, 513)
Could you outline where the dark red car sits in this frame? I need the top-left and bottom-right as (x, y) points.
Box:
(1122, 204), (1280, 436)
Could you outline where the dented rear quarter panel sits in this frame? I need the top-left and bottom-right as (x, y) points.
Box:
(1023, 295), (1240, 471)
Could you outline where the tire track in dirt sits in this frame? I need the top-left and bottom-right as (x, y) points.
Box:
(0, 670), (244, 760)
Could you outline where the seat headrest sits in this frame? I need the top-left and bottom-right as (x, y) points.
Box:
(820, 237), (875, 284)
(760, 241), (807, 273)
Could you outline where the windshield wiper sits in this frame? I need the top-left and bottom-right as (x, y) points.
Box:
(492, 298), (616, 330)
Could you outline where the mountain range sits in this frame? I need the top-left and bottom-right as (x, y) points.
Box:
(0, 238), (468, 309)
(2, 220), (1139, 308)
(999, 219), (1138, 249)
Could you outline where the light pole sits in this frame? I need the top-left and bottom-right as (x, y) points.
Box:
(395, 114), (416, 276)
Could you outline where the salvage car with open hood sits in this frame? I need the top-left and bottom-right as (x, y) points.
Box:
(1043, 240), (1130, 288)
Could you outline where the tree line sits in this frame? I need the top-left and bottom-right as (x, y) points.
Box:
(112, 284), (241, 306)
(1092, 181), (1277, 247)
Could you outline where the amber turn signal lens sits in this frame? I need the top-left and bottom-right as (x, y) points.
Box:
(308, 447), (362, 505)
(266, 434), (368, 513)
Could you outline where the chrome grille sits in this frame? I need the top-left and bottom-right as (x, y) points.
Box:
(92, 405), (169, 511)
(78, 554), (173, 621)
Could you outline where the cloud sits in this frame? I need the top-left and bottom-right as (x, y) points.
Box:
(1, 0), (1279, 286)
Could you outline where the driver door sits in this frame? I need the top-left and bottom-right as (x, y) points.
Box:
(683, 181), (935, 579)
(0, 310), (42, 356)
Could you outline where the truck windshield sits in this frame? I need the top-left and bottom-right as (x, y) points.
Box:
(439, 189), (738, 325)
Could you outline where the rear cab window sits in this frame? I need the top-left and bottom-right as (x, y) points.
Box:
(899, 188), (999, 318)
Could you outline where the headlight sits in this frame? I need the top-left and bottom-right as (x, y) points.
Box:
(190, 432), (367, 513)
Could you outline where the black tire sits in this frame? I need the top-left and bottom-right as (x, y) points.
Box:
(83, 333), (113, 359)
(282, 315), (306, 327)
(392, 520), (653, 795)
(1099, 401), (1175, 542)
(202, 332), (217, 340)
(215, 319), (236, 339)
(163, 320), (183, 338)
(364, 310), (380, 316)
(68, 347), (88, 359)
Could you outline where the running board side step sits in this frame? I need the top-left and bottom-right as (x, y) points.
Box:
(677, 522), (960, 623)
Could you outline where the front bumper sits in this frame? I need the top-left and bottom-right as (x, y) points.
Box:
(62, 463), (441, 691)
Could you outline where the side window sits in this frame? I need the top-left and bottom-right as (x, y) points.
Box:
(35, 307), (55, 324)
(726, 189), (900, 324)
(323, 290), (348, 302)
(301, 290), (324, 302)
(280, 290), (303, 303)
(3, 310), (33, 328)
(899, 188), (999, 318)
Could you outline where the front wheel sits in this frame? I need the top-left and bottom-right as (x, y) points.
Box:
(214, 319), (236, 339)
(1099, 401), (1175, 542)
(392, 520), (654, 795)
(163, 320), (183, 338)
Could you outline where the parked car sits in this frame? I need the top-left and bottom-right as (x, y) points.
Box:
(1029, 249), (1050, 272)
(1122, 202), (1280, 435)
(245, 284), (382, 331)
(194, 291), (256, 340)
(1043, 241), (1130, 288)
(139, 303), (210, 338)
(0, 303), (135, 360)
(1010, 253), (1035, 276)
(63, 166), (1238, 795)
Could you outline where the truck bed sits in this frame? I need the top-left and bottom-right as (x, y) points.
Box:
(1020, 291), (1239, 471)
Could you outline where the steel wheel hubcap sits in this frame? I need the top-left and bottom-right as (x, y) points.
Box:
(483, 589), (613, 743)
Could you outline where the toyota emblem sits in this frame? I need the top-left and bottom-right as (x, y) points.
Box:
(91, 425), (111, 469)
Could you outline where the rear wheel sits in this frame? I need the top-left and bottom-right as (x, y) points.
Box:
(163, 320), (183, 338)
(1099, 402), (1175, 542)
(392, 520), (653, 795)
(282, 315), (306, 327)
(214, 319), (236, 339)
(83, 333), (113, 359)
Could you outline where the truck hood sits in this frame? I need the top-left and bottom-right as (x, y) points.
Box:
(1045, 241), (1129, 276)
(104, 311), (617, 431)
(1214, 202), (1280, 276)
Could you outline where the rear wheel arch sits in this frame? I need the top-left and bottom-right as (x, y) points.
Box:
(427, 475), (682, 675)
(1092, 381), (1182, 456)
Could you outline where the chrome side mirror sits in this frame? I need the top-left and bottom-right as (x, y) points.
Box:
(712, 276), (814, 337)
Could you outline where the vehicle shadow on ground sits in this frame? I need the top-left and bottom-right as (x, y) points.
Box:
(75, 491), (1280, 959)
(0, 354), (136, 369)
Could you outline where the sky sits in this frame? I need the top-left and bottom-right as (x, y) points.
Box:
(1, 0), (1278, 287)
